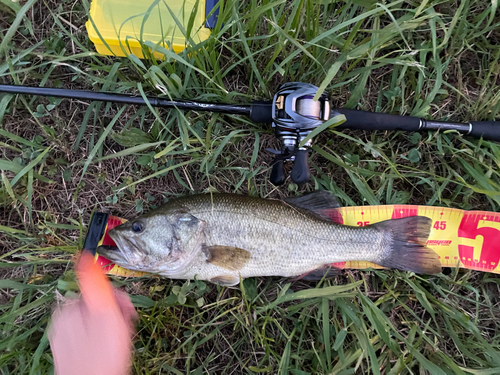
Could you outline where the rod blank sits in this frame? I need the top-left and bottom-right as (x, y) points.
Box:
(0, 84), (252, 116)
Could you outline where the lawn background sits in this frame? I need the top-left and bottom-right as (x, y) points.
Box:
(1, 0), (500, 373)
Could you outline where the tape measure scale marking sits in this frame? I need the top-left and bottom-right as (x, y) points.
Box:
(458, 211), (500, 271)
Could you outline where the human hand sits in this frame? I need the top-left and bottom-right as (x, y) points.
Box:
(48, 251), (138, 375)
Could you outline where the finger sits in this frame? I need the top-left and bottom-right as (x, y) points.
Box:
(76, 251), (117, 314)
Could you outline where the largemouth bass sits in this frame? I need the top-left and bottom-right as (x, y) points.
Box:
(97, 191), (441, 286)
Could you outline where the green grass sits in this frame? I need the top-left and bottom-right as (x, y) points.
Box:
(1, 0), (500, 373)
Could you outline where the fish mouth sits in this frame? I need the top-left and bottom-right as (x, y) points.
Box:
(97, 244), (118, 251)
(96, 231), (138, 264)
(96, 243), (128, 263)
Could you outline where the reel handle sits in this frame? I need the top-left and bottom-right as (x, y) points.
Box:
(291, 150), (311, 185)
(270, 158), (285, 185)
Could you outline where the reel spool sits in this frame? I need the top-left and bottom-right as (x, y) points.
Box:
(269, 82), (331, 185)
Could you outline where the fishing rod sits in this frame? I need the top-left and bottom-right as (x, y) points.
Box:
(1, 83), (499, 185)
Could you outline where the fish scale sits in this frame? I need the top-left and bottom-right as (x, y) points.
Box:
(97, 192), (439, 285)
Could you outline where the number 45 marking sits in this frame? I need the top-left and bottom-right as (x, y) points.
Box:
(433, 221), (446, 230)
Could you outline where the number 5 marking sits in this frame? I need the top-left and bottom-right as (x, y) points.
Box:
(458, 213), (500, 271)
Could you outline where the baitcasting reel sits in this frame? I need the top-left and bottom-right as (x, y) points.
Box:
(267, 82), (331, 185)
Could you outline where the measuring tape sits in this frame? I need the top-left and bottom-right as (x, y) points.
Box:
(84, 205), (500, 277)
(333, 205), (500, 273)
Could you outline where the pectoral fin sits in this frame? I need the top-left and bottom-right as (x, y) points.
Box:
(210, 275), (241, 286)
(203, 245), (251, 271)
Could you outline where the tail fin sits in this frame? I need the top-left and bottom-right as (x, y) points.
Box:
(373, 216), (441, 275)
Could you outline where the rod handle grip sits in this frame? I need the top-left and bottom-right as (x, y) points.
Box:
(335, 108), (421, 131)
(470, 121), (500, 142)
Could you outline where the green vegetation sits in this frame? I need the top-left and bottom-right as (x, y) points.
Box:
(1, 0), (499, 373)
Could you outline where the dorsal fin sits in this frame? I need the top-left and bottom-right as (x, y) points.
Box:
(285, 191), (341, 222)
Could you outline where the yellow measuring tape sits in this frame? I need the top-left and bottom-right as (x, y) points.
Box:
(337, 205), (500, 273)
(94, 204), (500, 276)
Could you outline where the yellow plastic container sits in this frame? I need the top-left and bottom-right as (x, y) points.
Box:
(86, 0), (214, 58)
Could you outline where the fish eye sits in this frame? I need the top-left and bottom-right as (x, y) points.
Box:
(132, 221), (144, 233)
